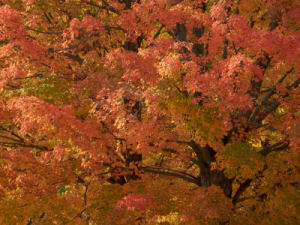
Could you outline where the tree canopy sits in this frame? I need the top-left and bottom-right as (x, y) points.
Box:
(0, 0), (299, 224)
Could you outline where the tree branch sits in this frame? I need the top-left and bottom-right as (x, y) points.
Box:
(142, 166), (198, 185)
(0, 135), (23, 143)
(25, 26), (62, 35)
(232, 179), (252, 204)
(82, 0), (120, 15)
(0, 126), (24, 141)
(100, 121), (125, 141)
(63, 53), (84, 65)
(249, 68), (294, 122)
(153, 25), (164, 40)
(0, 141), (51, 151)
(259, 141), (289, 156)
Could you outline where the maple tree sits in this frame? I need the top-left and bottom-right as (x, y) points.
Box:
(0, 0), (299, 224)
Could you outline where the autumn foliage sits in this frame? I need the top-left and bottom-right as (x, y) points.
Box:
(0, 0), (299, 224)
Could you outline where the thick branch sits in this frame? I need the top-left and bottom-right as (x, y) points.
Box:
(0, 141), (51, 151)
(153, 25), (164, 40)
(169, 0), (184, 7)
(188, 141), (214, 170)
(232, 179), (252, 204)
(262, 77), (300, 117)
(83, 0), (120, 15)
(142, 166), (198, 185)
(0, 135), (23, 143)
(249, 68), (294, 122)
(246, 121), (282, 133)
(103, 25), (126, 32)
(0, 126), (24, 141)
(259, 142), (289, 156)
(63, 53), (84, 65)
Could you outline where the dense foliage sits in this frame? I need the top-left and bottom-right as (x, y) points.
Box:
(0, 0), (299, 224)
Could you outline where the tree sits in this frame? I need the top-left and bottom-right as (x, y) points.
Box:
(0, 0), (299, 224)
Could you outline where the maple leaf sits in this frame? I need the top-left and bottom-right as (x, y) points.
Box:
(0, 0), (299, 224)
